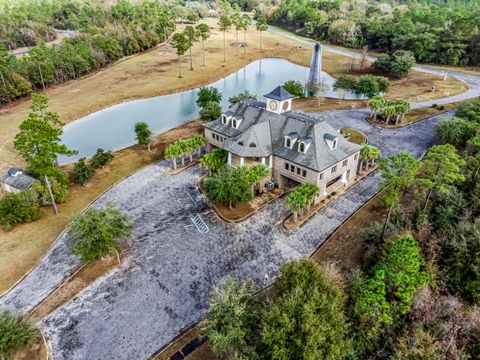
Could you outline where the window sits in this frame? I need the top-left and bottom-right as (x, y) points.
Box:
(299, 142), (305, 153)
(333, 139), (338, 149)
(285, 163), (289, 171)
(296, 167), (301, 175)
(319, 172), (324, 180)
(354, 153), (358, 161)
(290, 165), (295, 173)
(221, 114), (228, 124)
(232, 118), (237, 128)
(302, 170), (307, 178)
(249, 143), (257, 148)
(331, 165), (337, 173)
(342, 159), (348, 167)
(285, 137), (291, 148)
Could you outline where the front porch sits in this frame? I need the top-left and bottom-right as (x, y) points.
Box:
(228, 153), (273, 169)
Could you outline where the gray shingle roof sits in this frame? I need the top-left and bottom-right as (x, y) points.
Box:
(1, 168), (36, 190)
(204, 101), (362, 172)
(263, 86), (296, 101)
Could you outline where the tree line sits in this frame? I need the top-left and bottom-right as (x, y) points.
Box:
(254, 0), (480, 67)
(0, 0), (176, 105)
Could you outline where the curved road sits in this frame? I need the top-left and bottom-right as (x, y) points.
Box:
(267, 25), (480, 108)
(0, 26), (479, 360)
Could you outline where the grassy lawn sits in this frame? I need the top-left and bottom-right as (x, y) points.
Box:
(340, 127), (367, 145)
(0, 120), (202, 294)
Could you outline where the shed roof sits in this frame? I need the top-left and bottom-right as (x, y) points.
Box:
(263, 86), (296, 101)
(0, 168), (36, 190)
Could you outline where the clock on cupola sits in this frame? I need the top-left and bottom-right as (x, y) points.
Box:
(264, 86), (296, 114)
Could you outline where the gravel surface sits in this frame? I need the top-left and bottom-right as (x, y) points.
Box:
(0, 109), (453, 360)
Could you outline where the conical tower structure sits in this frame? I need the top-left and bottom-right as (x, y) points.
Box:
(307, 43), (322, 86)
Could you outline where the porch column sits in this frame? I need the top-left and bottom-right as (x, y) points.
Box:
(268, 155), (273, 168)
(341, 172), (347, 183)
(261, 157), (266, 165)
(240, 156), (244, 167)
(227, 152), (232, 166)
(323, 183), (327, 196)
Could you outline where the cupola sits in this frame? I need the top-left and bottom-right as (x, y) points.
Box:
(264, 86), (296, 114)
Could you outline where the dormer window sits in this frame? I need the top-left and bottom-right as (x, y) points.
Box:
(231, 117), (242, 129)
(297, 138), (312, 154)
(284, 132), (298, 149)
(221, 114), (229, 125)
(299, 142), (305, 153)
(324, 134), (339, 151)
(285, 137), (292, 148)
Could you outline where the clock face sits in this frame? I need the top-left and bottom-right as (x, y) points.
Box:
(282, 101), (289, 111)
(269, 101), (278, 111)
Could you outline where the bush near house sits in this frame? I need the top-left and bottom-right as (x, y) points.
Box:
(282, 80), (304, 98)
(0, 190), (41, 230)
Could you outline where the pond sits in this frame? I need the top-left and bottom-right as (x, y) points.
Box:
(59, 58), (361, 164)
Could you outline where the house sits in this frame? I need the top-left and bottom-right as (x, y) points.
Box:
(203, 86), (362, 199)
(0, 167), (36, 193)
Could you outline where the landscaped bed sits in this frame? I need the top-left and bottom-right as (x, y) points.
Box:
(284, 166), (377, 230)
(340, 127), (367, 145)
(199, 176), (285, 222)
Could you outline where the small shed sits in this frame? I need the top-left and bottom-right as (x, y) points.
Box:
(0, 167), (36, 193)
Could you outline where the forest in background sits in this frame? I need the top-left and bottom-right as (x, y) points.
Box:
(0, 0), (182, 105)
(252, 0), (480, 67)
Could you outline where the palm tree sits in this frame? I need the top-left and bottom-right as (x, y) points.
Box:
(301, 183), (320, 210)
(256, 15), (268, 51)
(165, 142), (183, 169)
(394, 99), (411, 124)
(195, 23), (210, 67)
(184, 26), (198, 71)
(360, 145), (382, 172)
(177, 140), (187, 166)
(218, 11), (232, 62)
(384, 103), (397, 126)
(368, 96), (386, 122)
(192, 134), (206, 157)
(285, 190), (307, 224)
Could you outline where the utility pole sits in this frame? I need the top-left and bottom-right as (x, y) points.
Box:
(37, 63), (46, 91)
(44, 175), (58, 215)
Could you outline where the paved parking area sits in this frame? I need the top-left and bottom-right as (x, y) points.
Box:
(0, 110), (454, 359)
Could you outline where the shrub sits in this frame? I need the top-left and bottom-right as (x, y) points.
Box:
(200, 101), (222, 121)
(282, 80), (304, 98)
(32, 178), (69, 204)
(134, 122), (153, 146)
(0, 190), (41, 230)
(196, 87), (222, 108)
(73, 158), (95, 185)
(67, 202), (132, 263)
(0, 311), (36, 358)
(228, 90), (257, 105)
(91, 148), (114, 169)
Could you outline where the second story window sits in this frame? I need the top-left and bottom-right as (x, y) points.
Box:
(331, 165), (337, 173)
(342, 159), (348, 167)
(285, 137), (292, 148)
(299, 142), (305, 153)
(221, 114), (228, 125)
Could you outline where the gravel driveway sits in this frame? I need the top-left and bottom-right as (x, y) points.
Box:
(0, 110), (454, 360)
